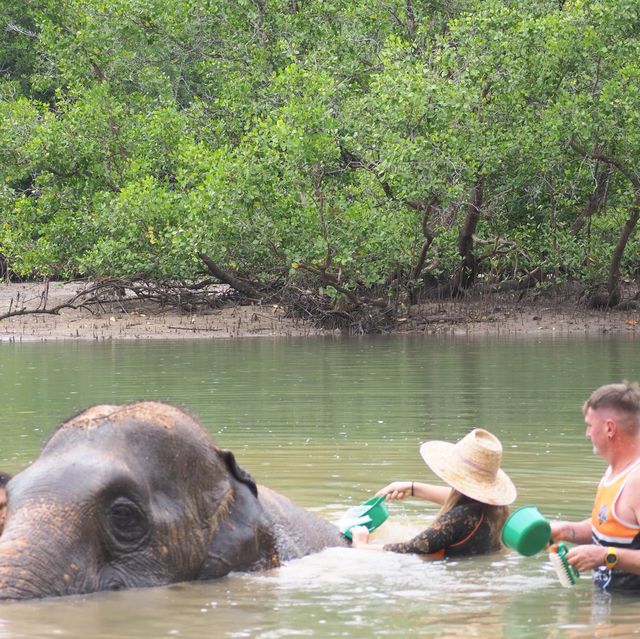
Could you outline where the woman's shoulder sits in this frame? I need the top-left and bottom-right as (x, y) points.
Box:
(448, 500), (484, 515)
(436, 500), (484, 526)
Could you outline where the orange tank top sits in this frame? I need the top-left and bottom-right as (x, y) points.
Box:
(592, 460), (640, 545)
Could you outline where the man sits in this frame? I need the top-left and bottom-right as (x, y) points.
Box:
(551, 382), (640, 592)
(0, 472), (11, 535)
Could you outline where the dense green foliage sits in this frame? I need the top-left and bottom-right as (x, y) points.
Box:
(1, 0), (639, 304)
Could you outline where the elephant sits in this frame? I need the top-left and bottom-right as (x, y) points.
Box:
(0, 401), (349, 600)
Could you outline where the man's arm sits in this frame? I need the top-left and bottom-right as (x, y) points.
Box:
(566, 544), (640, 574)
(564, 471), (640, 574)
(559, 474), (640, 573)
(550, 518), (592, 544)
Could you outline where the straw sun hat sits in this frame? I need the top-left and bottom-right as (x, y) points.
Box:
(419, 428), (517, 506)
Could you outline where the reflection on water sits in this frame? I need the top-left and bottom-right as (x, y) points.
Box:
(0, 335), (639, 637)
(0, 548), (633, 639)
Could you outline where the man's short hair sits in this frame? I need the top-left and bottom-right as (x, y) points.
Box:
(0, 472), (12, 488)
(584, 382), (640, 422)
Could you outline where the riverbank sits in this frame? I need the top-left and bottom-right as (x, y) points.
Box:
(0, 281), (638, 341)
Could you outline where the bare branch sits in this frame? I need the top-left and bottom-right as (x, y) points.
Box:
(569, 140), (640, 191)
(5, 23), (37, 38)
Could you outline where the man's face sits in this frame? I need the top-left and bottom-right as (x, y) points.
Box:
(585, 407), (611, 457)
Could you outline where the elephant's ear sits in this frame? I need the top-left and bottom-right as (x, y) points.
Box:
(219, 449), (258, 497)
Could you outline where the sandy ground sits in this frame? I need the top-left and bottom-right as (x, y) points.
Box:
(0, 281), (323, 341)
(0, 281), (639, 341)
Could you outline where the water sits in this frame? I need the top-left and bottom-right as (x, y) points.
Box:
(0, 335), (639, 637)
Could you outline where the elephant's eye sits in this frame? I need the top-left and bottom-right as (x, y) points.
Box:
(107, 498), (148, 545)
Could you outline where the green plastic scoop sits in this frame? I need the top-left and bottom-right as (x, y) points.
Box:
(338, 495), (389, 539)
(501, 505), (551, 556)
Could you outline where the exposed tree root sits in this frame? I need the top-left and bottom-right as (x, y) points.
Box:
(0, 277), (400, 335)
(2, 275), (637, 336)
(0, 278), (238, 322)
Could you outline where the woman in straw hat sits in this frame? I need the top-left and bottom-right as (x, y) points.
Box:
(351, 428), (516, 556)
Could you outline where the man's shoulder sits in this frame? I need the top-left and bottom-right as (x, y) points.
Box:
(620, 464), (640, 522)
(626, 464), (640, 487)
(625, 457), (640, 478)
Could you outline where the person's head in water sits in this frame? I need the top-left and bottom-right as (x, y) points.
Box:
(420, 428), (517, 506)
(0, 472), (12, 535)
(420, 428), (516, 539)
(351, 427), (516, 555)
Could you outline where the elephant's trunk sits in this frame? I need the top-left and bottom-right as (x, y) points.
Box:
(0, 506), (97, 600)
(0, 543), (80, 600)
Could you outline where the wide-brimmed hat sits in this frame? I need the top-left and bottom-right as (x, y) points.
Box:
(419, 428), (517, 506)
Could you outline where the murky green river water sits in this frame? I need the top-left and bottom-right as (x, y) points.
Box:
(0, 335), (639, 638)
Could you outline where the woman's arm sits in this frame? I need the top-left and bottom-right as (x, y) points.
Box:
(375, 481), (450, 504)
(351, 503), (482, 554)
(382, 503), (481, 554)
(413, 482), (451, 505)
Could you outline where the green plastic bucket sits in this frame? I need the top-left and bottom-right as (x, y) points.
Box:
(339, 496), (389, 539)
(501, 505), (551, 556)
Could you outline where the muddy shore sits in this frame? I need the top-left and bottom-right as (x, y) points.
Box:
(0, 281), (638, 341)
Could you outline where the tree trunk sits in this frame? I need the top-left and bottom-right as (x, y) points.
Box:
(453, 174), (484, 294)
(405, 0), (416, 41)
(198, 253), (263, 299)
(406, 196), (438, 303)
(607, 199), (640, 305)
(568, 141), (639, 307)
(571, 164), (612, 235)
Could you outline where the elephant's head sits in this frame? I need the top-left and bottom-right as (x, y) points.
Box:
(0, 401), (276, 600)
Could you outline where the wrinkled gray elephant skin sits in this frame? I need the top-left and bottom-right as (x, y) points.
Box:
(0, 402), (348, 600)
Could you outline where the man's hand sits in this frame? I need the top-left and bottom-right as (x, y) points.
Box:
(565, 544), (606, 572)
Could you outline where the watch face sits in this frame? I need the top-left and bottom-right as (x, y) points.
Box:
(606, 551), (618, 567)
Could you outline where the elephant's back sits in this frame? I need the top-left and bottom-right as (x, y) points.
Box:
(257, 485), (349, 560)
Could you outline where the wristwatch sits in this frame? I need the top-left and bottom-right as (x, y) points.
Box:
(605, 547), (619, 570)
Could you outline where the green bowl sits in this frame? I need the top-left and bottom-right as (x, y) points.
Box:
(502, 505), (551, 556)
(339, 496), (389, 539)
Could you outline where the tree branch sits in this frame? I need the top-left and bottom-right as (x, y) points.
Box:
(569, 140), (640, 191)
(198, 254), (263, 299)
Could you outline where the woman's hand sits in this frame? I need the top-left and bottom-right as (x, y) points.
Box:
(350, 526), (371, 548)
(375, 481), (412, 501)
